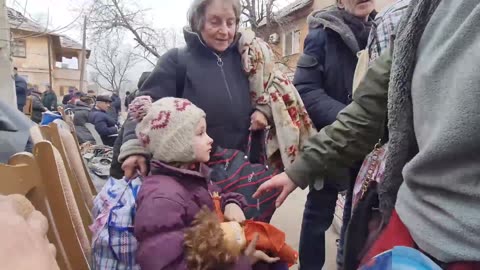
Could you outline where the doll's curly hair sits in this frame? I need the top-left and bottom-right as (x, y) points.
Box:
(184, 206), (241, 270)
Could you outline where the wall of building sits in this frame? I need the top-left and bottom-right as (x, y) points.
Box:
(11, 32), (53, 91)
(12, 31), (89, 96)
(266, 0), (336, 75)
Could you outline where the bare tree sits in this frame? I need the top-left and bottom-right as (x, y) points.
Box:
(241, 0), (277, 34)
(89, 35), (139, 94)
(241, 0), (298, 69)
(87, 0), (181, 63)
(130, 27), (183, 67)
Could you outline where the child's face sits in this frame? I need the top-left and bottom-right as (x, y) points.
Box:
(193, 118), (213, 163)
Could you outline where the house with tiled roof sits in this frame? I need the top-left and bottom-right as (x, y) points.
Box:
(8, 7), (90, 96)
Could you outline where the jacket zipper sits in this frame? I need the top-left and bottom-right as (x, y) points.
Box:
(213, 53), (233, 104)
(191, 31), (234, 104)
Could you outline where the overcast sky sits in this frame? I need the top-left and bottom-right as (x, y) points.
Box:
(7, 0), (193, 41)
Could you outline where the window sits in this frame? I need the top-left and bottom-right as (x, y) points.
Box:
(11, 39), (26, 58)
(284, 30), (301, 56)
(55, 57), (79, 70)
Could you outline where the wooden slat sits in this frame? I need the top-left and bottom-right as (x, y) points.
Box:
(1, 152), (72, 270)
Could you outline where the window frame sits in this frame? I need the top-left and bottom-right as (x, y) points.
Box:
(11, 39), (27, 58)
(283, 29), (301, 56)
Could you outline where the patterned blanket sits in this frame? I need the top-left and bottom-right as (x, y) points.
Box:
(238, 29), (316, 168)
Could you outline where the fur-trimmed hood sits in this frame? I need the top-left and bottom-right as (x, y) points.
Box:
(307, 8), (374, 53)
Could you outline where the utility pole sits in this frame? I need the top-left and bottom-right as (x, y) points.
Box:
(0, 0), (16, 107)
(79, 16), (87, 92)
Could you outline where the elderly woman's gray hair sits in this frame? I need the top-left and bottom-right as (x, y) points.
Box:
(187, 0), (241, 33)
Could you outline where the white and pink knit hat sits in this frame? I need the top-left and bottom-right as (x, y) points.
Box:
(129, 96), (206, 163)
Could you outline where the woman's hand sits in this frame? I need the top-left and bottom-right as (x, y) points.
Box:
(253, 172), (298, 208)
(121, 155), (148, 179)
(0, 198), (59, 270)
(250, 111), (268, 131)
(244, 234), (280, 265)
(223, 203), (246, 222)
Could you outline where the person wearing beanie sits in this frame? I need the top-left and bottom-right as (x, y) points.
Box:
(62, 87), (76, 105)
(30, 87), (48, 124)
(88, 95), (118, 146)
(130, 96), (280, 270)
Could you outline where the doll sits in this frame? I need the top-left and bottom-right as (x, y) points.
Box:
(184, 193), (298, 270)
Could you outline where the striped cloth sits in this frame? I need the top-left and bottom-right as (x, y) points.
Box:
(91, 177), (142, 270)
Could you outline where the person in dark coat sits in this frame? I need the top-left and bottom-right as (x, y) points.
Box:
(107, 93), (121, 122)
(13, 67), (27, 112)
(42, 85), (57, 111)
(30, 88), (47, 123)
(87, 90), (96, 101)
(72, 100), (95, 144)
(124, 91), (131, 109)
(88, 95), (118, 146)
(0, 100), (33, 162)
(124, 90), (136, 110)
(291, 1), (375, 269)
(62, 87), (75, 105)
(117, 0), (269, 180)
(109, 72), (151, 179)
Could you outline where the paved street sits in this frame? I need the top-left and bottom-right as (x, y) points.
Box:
(270, 188), (339, 270)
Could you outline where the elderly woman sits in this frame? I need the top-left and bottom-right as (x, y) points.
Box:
(118, 0), (268, 178)
(116, 0), (292, 269)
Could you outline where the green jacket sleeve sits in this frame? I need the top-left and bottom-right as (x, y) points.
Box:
(286, 50), (392, 189)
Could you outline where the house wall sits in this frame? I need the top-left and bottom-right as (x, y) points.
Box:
(266, 0), (334, 76)
(11, 31), (89, 97)
(11, 31), (53, 92)
(53, 68), (88, 96)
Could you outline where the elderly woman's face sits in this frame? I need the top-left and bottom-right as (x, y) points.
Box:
(339, 0), (375, 19)
(201, 0), (236, 53)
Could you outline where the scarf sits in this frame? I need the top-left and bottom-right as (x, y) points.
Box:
(238, 30), (316, 168)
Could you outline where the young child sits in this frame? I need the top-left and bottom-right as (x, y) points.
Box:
(129, 96), (280, 270)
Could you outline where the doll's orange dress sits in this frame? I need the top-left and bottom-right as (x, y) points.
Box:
(212, 194), (298, 266)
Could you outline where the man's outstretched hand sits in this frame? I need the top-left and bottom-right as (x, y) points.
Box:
(253, 172), (298, 208)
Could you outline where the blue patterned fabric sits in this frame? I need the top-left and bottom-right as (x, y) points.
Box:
(92, 177), (142, 270)
(360, 246), (442, 270)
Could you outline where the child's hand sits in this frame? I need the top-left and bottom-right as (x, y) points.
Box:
(224, 203), (246, 222)
(250, 111), (268, 131)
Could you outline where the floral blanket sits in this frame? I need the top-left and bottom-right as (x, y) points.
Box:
(239, 29), (315, 168)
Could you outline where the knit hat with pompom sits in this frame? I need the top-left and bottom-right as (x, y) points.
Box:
(129, 96), (206, 163)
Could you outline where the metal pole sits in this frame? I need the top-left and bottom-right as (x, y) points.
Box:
(47, 35), (53, 89)
(79, 16), (87, 92)
(0, 0), (16, 107)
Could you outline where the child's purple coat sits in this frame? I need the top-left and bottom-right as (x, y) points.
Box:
(134, 162), (251, 270)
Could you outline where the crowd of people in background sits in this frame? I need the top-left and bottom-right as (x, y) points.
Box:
(12, 67), (137, 148)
